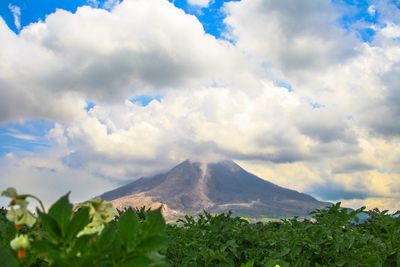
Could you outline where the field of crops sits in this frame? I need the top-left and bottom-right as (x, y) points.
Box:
(0, 190), (399, 267)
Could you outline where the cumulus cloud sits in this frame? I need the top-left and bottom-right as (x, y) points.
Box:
(0, 0), (399, 211)
(0, 150), (116, 207)
(0, 19), (87, 122)
(0, 0), (255, 123)
(374, 0), (400, 25)
(12, 83), (394, 210)
(58, 85), (310, 168)
(223, 0), (360, 76)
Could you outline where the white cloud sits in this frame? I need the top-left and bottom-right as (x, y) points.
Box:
(0, 0), (399, 211)
(374, 0), (400, 25)
(5, 132), (37, 141)
(368, 5), (376, 16)
(0, 0), (255, 122)
(341, 197), (400, 212)
(0, 150), (116, 207)
(8, 4), (21, 30)
(59, 85), (309, 166)
(223, 0), (360, 75)
(103, 0), (120, 10)
(187, 0), (212, 8)
(31, 83), (398, 210)
(379, 22), (400, 39)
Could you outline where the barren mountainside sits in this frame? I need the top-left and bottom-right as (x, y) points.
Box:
(100, 160), (330, 220)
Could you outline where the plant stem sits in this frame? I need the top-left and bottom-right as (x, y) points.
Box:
(25, 194), (46, 213)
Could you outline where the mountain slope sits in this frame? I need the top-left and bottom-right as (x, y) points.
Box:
(100, 160), (329, 220)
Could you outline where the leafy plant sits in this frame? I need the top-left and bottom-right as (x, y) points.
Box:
(165, 203), (399, 267)
(0, 188), (169, 267)
(1, 189), (399, 267)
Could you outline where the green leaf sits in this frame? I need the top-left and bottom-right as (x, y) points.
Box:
(117, 208), (140, 252)
(137, 235), (168, 252)
(264, 259), (290, 267)
(32, 239), (63, 264)
(65, 207), (90, 242)
(120, 255), (152, 267)
(0, 219), (16, 245)
(48, 193), (73, 237)
(272, 248), (290, 258)
(69, 235), (94, 256)
(240, 259), (254, 267)
(146, 208), (165, 235)
(38, 211), (62, 243)
(97, 223), (117, 251)
(0, 243), (19, 267)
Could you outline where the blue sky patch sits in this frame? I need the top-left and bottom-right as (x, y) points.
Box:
(332, 0), (380, 43)
(0, 120), (53, 156)
(0, 0), (240, 38)
(310, 102), (322, 109)
(0, 0), (88, 32)
(0, 0), (389, 43)
(274, 80), (293, 92)
(0, 0), (123, 32)
(85, 101), (96, 112)
(169, 0), (240, 38)
(130, 95), (162, 106)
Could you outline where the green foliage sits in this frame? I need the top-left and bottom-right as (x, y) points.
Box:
(165, 203), (400, 267)
(1, 195), (399, 267)
(0, 194), (169, 267)
(0, 207), (19, 267)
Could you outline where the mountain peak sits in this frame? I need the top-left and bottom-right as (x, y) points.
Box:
(214, 159), (243, 172)
(181, 158), (242, 172)
(99, 159), (330, 220)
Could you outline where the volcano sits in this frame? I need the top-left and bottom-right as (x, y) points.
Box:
(99, 160), (329, 220)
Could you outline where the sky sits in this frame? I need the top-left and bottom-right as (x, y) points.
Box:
(0, 0), (399, 211)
